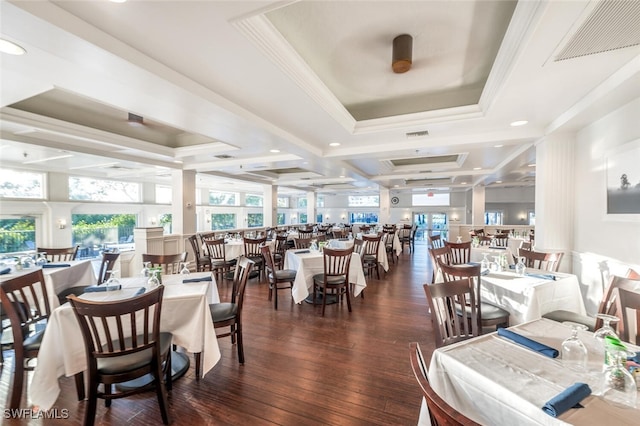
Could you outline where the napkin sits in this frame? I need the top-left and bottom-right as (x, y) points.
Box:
(497, 328), (559, 358)
(84, 284), (121, 292)
(0, 267), (11, 275)
(525, 272), (556, 281)
(489, 246), (507, 250)
(133, 287), (146, 296)
(42, 263), (71, 268)
(183, 276), (213, 283)
(295, 250), (311, 254)
(542, 382), (591, 417)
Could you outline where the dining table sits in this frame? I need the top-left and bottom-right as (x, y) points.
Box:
(284, 248), (367, 304)
(330, 233), (401, 272)
(29, 271), (220, 411)
(424, 318), (640, 425)
(471, 245), (516, 265)
(0, 259), (97, 309)
(202, 238), (275, 260)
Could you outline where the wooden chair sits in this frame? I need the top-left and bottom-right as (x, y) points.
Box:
(362, 234), (382, 279)
(491, 234), (509, 247)
(332, 229), (348, 239)
(56, 251), (121, 305)
(37, 245), (78, 262)
(409, 342), (480, 426)
(261, 245), (296, 310)
(298, 230), (313, 239)
(400, 224), (416, 254)
(429, 246), (452, 284)
(543, 273), (640, 331)
(188, 234), (211, 272)
(616, 287), (640, 345)
(444, 241), (471, 265)
(68, 286), (172, 426)
(0, 269), (52, 409)
(142, 252), (188, 275)
(312, 247), (354, 316)
(294, 237), (313, 249)
(439, 261), (509, 331)
(518, 249), (564, 272)
(207, 256), (253, 365)
(384, 228), (398, 265)
(204, 237), (236, 283)
(243, 236), (266, 280)
(273, 234), (288, 269)
(423, 279), (480, 348)
(478, 236), (492, 246)
(429, 234), (443, 249)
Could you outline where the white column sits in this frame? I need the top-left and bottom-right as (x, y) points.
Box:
(263, 184), (277, 227)
(379, 188), (391, 224)
(535, 132), (575, 266)
(472, 186), (485, 226)
(171, 169), (196, 236)
(306, 191), (316, 224)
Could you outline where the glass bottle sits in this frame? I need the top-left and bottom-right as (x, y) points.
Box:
(515, 256), (526, 276)
(141, 261), (151, 277)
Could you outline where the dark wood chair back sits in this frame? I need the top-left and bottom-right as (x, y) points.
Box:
(424, 279), (480, 347)
(597, 274), (640, 333)
(97, 252), (121, 284)
(429, 246), (452, 283)
(188, 234), (210, 272)
(294, 237), (313, 249)
(37, 246), (78, 262)
(409, 342), (480, 426)
(313, 247), (354, 316)
(518, 249), (563, 272)
(362, 234), (382, 279)
(616, 287), (640, 345)
(491, 234), (509, 247)
(142, 252), (187, 275)
(0, 269), (52, 409)
(429, 234), (443, 249)
(68, 286), (170, 425)
(298, 230), (314, 239)
(444, 241), (471, 265)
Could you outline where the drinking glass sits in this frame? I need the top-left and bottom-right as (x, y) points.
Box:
(35, 252), (48, 266)
(601, 346), (637, 408)
(481, 253), (490, 272)
(141, 261), (151, 277)
(179, 262), (190, 275)
(491, 256), (502, 272)
(456, 236), (462, 243)
(594, 314), (620, 343)
(147, 270), (160, 289)
(105, 269), (120, 289)
(561, 322), (589, 372)
(515, 256), (526, 276)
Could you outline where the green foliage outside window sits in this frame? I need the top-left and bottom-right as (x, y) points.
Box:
(248, 213), (263, 228)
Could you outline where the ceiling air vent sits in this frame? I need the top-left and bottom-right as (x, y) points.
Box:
(214, 154), (234, 159)
(127, 113), (144, 125)
(406, 130), (429, 138)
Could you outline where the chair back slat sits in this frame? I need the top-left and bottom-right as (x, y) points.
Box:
(205, 238), (227, 261)
(142, 253), (187, 275)
(444, 241), (471, 264)
(37, 246), (79, 262)
(617, 287), (640, 345)
(98, 252), (121, 284)
(519, 249), (564, 272)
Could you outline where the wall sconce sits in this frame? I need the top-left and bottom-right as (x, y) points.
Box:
(150, 217), (157, 226)
(404, 215), (410, 221)
(57, 218), (67, 229)
(519, 216), (526, 222)
(341, 215), (346, 220)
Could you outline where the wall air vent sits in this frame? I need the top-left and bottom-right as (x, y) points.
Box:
(404, 177), (452, 186)
(214, 154), (234, 159)
(406, 130), (429, 138)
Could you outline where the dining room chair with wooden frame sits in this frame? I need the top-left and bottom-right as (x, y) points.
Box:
(616, 287), (640, 345)
(188, 234), (211, 272)
(142, 252), (188, 275)
(518, 249), (564, 272)
(438, 261), (509, 331)
(312, 247), (354, 317)
(409, 342), (480, 426)
(56, 251), (121, 305)
(204, 237), (237, 283)
(243, 235), (266, 281)
(491, 234), (509, 247)
(297, 230), (314, 239)
(429, 245), (452, 284)
(0, 269), (52, 409)
(261, 245), (296, 310)
(444, 241), (471, 265)
(273, 234), (289, 269)
(68, 286), (172, 426)
(362, 233), (382, 280)
(37, 245), (79, 262)
(424, 279), (480, 348)
(294, 237), (313, 249)
(383, 228), (398, 266)
(429, 234), (443, 249)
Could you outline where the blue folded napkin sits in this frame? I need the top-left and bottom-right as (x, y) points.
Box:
(42, 263), (71, 268)
(183, 276), (213, 283)
(0, 267), (11, 275)
(295, 250), (311, 254)
(526, 272), (556, 281)
(497, 328), (559, 358)
(542, 382), (591, 417)
(133, 287), (146, 296)
(84, 284), (121, 292)
(628, 351), (640, 364)
(489, 246), (507, 250)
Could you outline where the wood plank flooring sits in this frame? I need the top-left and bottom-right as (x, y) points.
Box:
(1, 242), (436, 425)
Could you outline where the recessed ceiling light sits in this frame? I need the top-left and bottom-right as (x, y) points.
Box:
(460, 182), (467, 185)
(495, 180), (502, 184)
(510, 120), (528, 127)
(0, 39), (26, 55)
(270, 149), (280, 153)
(494, 144), (504, 148)
(110, 0), (127, 3)
(528, 163), (536, 167)
(473, 167), (482, 170)
(329, 142), (340, 147)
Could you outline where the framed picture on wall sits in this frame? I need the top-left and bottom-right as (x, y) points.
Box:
(606, 138), (640, 215)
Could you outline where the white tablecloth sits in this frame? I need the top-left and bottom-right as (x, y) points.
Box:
(0, 260), (97, 309)
(426, 318), (640, 425)
(471, 246), (516, 265)
(481, 270), (587, 325)
(203, 239), (274, 260)
(330, 235), (399, 272)
(284, 249), (366, 303)
(29, 272), (220, 410)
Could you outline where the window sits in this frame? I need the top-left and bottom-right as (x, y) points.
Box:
(245, 194), (263, 206)
(277, 213), (285, 225)
(316, 196), (325, 208)
(316, 213), (323, 223)
(159, 213), (172, 234)
(211, 213), (236, 230)
(247, 213), (263, 227)
(0, 169), (44, 199)
(484, 211), (504, 226)
(277, 197), (289, 208)
(412, 193), (450, 206)
(348, 195), (379, 207)
(69, 177), (140, 202)
(299, 213), (307, 224)
(297, 198), (307, 208)
(349, 212), (378, 223)
(209, 191), (237, 206)
(71, 214), (136, 258)
(528, 211), (536, 226)
(0, 216), (36, 254)
(156, 185), (172, 204)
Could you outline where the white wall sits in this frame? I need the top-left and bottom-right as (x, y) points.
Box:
(572, 97), (640, 314)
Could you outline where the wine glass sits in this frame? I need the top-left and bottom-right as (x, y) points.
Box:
(601, 343), (637, 408)
(481, 253), (490, 272)
(105, 269), (120, 289)
(179, 261), (190, 275)
(561, 322), (589, 372)
(515, 256), (526, 276)
(491, 256), (502, 272)
(35, 252), (48, 266)
(147, 270), (160, 289)
(594, 314), (620, 343)
(141, 261), (151, 277)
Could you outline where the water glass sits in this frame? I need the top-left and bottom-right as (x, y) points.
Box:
(561, 322), (589, 372)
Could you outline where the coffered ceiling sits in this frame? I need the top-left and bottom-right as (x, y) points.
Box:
(1, 0), (639, 196)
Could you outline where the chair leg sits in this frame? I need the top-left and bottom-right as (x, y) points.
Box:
(104, 384), (112, 407)
(154, 360), (170, 425)
(164, 349), (172, 390)
(75, 371), (85, 400)
(274, 284), (278, 310)
(194, 352), (201, 381)
(9, 356), (25, 409)
(321, 287), (328, 316)
(84, 383), (98, 426)
(345, 285), (352, 312)
(236, 325), (244, 364)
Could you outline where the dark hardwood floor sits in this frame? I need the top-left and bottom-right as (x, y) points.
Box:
(1, 242), (436, 425)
